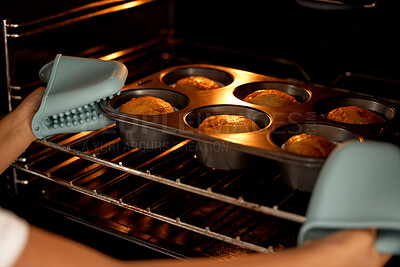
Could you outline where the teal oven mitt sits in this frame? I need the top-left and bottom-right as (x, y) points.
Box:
(298, 141), (400, 255)
(32, 54), (128, 139)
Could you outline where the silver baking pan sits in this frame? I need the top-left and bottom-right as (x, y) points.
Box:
(99, 64), (399, 189)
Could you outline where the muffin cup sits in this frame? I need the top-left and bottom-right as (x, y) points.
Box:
(233, 81), (311, 104)
(185, 105), (271, 170)
(270, 123), (362, 192)
(107, 88), (189, 149)
(117, 122), (174, 149)
(162, 66), (234, 88)
(313, 96), (395, 123)
(194, 141), (258, 170)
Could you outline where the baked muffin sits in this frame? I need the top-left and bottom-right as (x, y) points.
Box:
(119, 96), (174, 115)
(326, 106), (384, 124)
(198, 115), (259, 134)
(284, 133), (336, 157)
(243, 89), (297, 107)
(175, 76), (220, 90)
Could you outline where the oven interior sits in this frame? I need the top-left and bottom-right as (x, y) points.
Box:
(1, 0), (400, 262)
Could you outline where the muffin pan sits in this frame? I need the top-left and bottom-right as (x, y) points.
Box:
(100, 64), (399, 189)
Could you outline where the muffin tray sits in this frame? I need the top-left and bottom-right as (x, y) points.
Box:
(99, 64), (398, 188)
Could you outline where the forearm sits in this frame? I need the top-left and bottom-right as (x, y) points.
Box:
(11, 226), (321, 267)
(14, 225), (123, 267)
(13, 225), (391, 267)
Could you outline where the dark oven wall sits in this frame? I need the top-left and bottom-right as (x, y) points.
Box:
(173, 0), (400, 102)
(0, 0), (172, 115)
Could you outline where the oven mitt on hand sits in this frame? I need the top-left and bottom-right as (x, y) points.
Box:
(31, 54), (128, 139)
(298, 140), (400, 255)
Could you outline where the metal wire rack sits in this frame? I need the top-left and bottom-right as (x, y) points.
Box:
(12, 124), (310, 253)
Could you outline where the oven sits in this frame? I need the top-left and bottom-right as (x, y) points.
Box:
(1, 0), (400, 263)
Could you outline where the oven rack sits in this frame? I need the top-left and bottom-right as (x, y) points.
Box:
(12, 125), (308, 253)
(12, 164), (275, 253)
(3, 0), (158, 38)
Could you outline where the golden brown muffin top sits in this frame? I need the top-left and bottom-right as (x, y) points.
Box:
(175, 76), (220, 90)
(243, 89), (297, 107)
(284, 133), (336, 157)
(119, 96), (174, 115)
(326, 106), (384, 124)
(198, 115), (259, 134)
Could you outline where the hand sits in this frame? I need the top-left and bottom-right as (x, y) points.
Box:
(300, 229), (392, 267)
